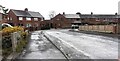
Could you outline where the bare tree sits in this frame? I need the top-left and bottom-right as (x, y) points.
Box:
(0, 5), (8, 14)
(49, 11), (56, 19)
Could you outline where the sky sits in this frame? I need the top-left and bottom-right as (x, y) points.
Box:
(0, 0), (120, 19)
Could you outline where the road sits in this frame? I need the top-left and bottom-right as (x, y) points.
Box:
(14, 29), (118, 61)
(44, 29), (118, 59)
(15, 31), (66, 60)
(14, 30), (90, 61)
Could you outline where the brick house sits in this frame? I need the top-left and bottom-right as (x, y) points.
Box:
(51, 12), (80, 28)
(79, 13), (119, 25)
(51, 12), (119, 29)
(8, 8), (44, 30)
(40, 20), (51, 29)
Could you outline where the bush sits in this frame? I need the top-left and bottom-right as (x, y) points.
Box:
(16, 39), (28, 53)
(2, 26), (24, 36)
(21, 32), (28, 39)
(1, 26), (28, 57)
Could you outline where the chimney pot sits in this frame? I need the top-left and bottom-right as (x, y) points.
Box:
(91, 12), (93, 15)
(63, 12), (65, 15)
(76, 12), (81, 15)
(115, 13), (117, 15)
(24, 8), (28, 11)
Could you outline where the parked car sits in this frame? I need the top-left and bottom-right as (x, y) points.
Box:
(2, 23), (13, 29)
(71, 25), (79, 29)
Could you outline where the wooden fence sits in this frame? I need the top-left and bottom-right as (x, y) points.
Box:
(79, 25), (119, 34)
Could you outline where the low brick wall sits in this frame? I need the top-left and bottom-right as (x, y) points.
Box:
(79, 25), (118, 34)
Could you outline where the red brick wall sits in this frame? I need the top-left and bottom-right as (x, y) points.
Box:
(51, 14), (75, 28)
(8, 10), (18, 25)
(8, 10), (42, 30)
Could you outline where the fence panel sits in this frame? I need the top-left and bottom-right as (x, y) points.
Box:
(105, 25), (113, 33)
(79, 25), (118, 34)
(98, 25), (105, 32)
(117, 25), (120, 34)
(89, 25), (93, 31)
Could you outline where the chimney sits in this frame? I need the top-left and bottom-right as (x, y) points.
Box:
(63, 12), (65, 15)
(76, 12), (81, 15)
(24, 8), (28, 11)
(91, 12), (93, 15)
(115, 13), (117, 15)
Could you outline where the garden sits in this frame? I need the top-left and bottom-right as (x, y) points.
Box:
(1, 26), (28, 59)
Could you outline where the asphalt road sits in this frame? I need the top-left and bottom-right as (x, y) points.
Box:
(44, 29), (118, 59)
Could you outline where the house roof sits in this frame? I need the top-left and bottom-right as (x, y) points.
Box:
(28, 11), (43, 18)
(80, 14), (120, 18)
(11, 9), (44, 18)
(63, 14), (80, 18)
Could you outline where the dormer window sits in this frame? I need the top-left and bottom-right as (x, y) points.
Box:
(19, 17), (23, 20)
(26, 17), (31, 20)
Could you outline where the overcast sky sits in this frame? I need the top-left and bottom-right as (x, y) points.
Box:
(0, 0), (120, 19)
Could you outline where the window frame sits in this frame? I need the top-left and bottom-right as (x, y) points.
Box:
(34, 18), (38, 21)
(26, 17), (31, 20)
(19, 17), (23, 20)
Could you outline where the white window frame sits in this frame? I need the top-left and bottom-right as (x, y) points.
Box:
(10, 17), (12, 20)
(7, 17), (9, 20)
(34, 18), (38, 21)
(19, 17), (23, 20)
(26, 17), (31, 20)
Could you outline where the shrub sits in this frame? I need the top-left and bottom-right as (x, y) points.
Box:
(1, 26), (28, 57)
(16, 39), (28, 53)
(2, 26), (24, 36)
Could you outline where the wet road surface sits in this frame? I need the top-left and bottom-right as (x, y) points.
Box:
(15, 31), (66, 60)
(44, 29), (118, 59)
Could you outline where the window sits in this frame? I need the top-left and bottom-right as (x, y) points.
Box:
(57, 18), (60, 20)
(18, 23), (23, 26)
(19, 17), (23, 20)
(34, 18), (38, 21)
(10, 17), (12, 20)
(26, 23), (31, 27)
(7, 17), (9, 20)
(26, 17), (31, 20)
